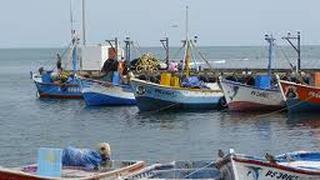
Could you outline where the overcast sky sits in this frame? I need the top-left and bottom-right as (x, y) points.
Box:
(1, 0), (320, 48)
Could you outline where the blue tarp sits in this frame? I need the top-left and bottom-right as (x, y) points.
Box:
(62, 147), (102, 170)
(181, 76), (208, 89)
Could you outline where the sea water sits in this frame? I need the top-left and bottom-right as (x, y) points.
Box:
(0, 46), (320, 167)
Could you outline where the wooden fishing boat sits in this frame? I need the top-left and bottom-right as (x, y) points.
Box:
(131, 78), (224, 111)
(0, 160), (145, 180)
(218, 150), (320, 180)
(79, 78), (136, 106)
(130, 6), (224, 112)
(125, 160), (222, 179)
(32, 74), (82, 99)
(219, 78), (284, 111)
(278, 79), (320, 113)
(219, 34), (285, 112)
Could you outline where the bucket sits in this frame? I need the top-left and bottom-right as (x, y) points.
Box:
(170, 76), (180, 87)
(160, 72), (171, 86)
(314, 72), (320, 87)
(255, 75), (271, 89)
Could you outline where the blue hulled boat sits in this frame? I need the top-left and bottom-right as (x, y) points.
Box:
(32, 73), (81, 99)
(31, 37), (82, 99)
(79, 78), (136, 106)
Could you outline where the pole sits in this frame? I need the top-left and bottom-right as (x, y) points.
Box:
(124, 37), (131, 64)
(69, 0), (74, 40)
(185, 6), (189, 41)
(81, 0), (86, 45)
(297, 31), (301, 73)
(265, 34), (275, 76)
(282, 32), (301, 74)
(115, 37), (118, 61)
(160, 37), (169, 65)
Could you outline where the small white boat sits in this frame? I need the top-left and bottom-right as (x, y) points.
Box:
(218, 150), (320, 180)
(125, 160), (222, 179)
(219, 34), (285, 112)
(219, 78), (284, 111)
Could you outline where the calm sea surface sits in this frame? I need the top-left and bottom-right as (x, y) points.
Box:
(1, 46), (320, 167)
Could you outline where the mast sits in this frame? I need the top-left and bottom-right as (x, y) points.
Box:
(264, 34), (275, 76)
(282, 32), (301, 74)
(69, 0), (75, 40)
(160, 37), (169, 65)
(81, 0), (86, 45)
(183, 6), (191, 77)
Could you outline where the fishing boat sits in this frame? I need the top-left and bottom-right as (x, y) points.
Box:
(275, 31), (320, 113)
(131, 78), (223, 111)
(31, 35), (82, 99)
(218, 150), (320, 180)
(219, 34), (285, 111)
(125, 160), (222, 179)
(0, 160), (145, 180)
(278, 78), (320, 113)
(79, 77), (136, 106)
(130, 6), (224, 112)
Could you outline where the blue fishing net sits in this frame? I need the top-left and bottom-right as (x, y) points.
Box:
(62, 147), (102, 170)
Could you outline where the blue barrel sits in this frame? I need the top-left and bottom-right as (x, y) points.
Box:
(255, 75), (271, 89)
(112, 71), (120, 85)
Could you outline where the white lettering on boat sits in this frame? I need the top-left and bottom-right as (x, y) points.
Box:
(308, 91), (320, 99)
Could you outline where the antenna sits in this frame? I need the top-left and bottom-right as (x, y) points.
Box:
(81, 0), (86, 45)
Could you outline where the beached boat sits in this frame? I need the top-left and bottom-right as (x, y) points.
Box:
(278, 79), (320, 113)
(79, 78), (136, 106)
(218, 150), (320, 180)
(219, 34), (285, 112)
(125, 160), (222, 179)
(0, 160), (145, 180)
(131, 78), (224, 111)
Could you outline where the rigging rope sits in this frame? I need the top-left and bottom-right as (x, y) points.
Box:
(190, 41), (214, 71)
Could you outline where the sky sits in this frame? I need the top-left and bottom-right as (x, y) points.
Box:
(0, 0), (320, 48)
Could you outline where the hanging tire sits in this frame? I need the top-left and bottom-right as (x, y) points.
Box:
(218, 96), (228, 110)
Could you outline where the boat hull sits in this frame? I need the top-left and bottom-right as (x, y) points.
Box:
(219, 79), (284, 112)
(218, 152), (320, 180)
(80, 79), (136, 106)
(126, 160), (222, 179)
(33, 75), (82, 99)
(130, 78), (224, 111)
(0, 160), (145, 180)
(279, 80), (320, 113)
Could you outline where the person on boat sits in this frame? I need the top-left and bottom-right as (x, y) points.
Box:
(168, 61), (178, 72)
(62, 142), (111, 170)
(101, 58), (118, 81)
